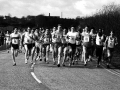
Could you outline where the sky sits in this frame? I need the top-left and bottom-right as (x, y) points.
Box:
(0, 0), (120, 18)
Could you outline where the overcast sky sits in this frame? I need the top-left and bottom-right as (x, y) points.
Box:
(0, 0), (120, 18)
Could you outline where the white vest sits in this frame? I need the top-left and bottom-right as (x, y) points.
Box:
(10, 33), (20, 44)
(67, 32), (77, 44)
(108, 36), (115, 48)
(24, 32), (32, 44)
(96, 34), (104, 46)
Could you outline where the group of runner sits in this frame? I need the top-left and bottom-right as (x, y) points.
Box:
(5, 25), (118, 68)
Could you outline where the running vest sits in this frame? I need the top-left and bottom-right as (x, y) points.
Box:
(107, 36), (115, 48)
(61, 34), (67, 44)
(76, 32), (81, 45)
(10, 33), (20, 44)
(51, 31), (56, 43)
(96, 34), (104, 46)
(67, 32), (77, 44)
(82, 33), (91, 47)
(24, 32), (32, 44)
(34, 32), (41, 47)
(43, 33), (51, 43)
(6, 34), (10, 41)
(54, 31), (62, 43)
(30, 33), (35, 44)
(90, 33), (96, 46)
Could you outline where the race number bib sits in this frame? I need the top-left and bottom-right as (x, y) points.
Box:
(27, 39), (30, 43)
(56, 35), (61, 42)
(71, 37), (74, 40)
(84, 36), (89, 42)
(109, 41), (114, 48)
(99, 40), (102, 45)
(44, 38), (49, 43)
(70, 36), (75, 41)
(12, 39), (18, 44)
(25, 39), (31, 43)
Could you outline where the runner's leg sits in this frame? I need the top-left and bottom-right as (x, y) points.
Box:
(57, 45), (62, 67)
(24, 44), (29, 64)
(11, 47), (16, 66)
(46, 45), (50, 63)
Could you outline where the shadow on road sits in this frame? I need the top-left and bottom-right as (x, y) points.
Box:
(34, 56), (120, 70)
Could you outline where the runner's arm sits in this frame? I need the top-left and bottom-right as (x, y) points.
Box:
(21, 34), (25, 47)
(115, 37), (118, 46)
(10, 34), (12, 46)
(104, 36), (109, 47)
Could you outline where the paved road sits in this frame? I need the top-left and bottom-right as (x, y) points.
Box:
(0, 47), (120, 90)
(0, 49), (49, 90)
(34, 54), (120, 90)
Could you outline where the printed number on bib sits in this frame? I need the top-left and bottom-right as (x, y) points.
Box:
(72, 37), (74, 40)
(84, 37), (89, 42)
(56, 35), (61, 42)
(70, 37), (75, 41)
(27, 39), (30, 43)
(12, 39), (18, 44)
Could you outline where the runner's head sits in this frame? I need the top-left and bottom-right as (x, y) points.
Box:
(53, 27), (56, 32)
(31, 29), (34, 34)
(46, 29), (49, 34)
(90, 28), (95, 34)
(18, 29), (20, 33)
(58, 25), (62, 32)
(63, 28), (67, 35)
(90, 29), (93, 33)
(27, 27), (31, 33)
(82, 29), (85, 33)
(71, 27), (75, 32)
(35, 28), (38, 33)
(98, 29), (102, 36)
(84, 26), (88, 33)
(14, 28), (18, 34)
(110, 31), (114, 37)
(7, 31), (9, 34)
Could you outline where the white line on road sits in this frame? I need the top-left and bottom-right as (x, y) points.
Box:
(31, 72), (42, 84)
(101, 65), (120, 78)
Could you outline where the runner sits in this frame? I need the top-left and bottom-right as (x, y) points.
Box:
(74, 30), (81, 64)
(102, 29), (107, 61)
(95, 29), (106, 67)
(81, 26), (92, 66)
(17, 29), (23, 53)
(42, 29), (52, 64)
(81, 28), (86, 62)
(90, 28), (96, 59)
(34, 28), (42, 64)
(53, 25), (63, 67)
(105, 31), (118, 68)
(30, 29), (36, 64)
(5, 31), (11, 53)
(10, 28), (21, 66)
(62, 28), (68, 66)
(66, 27), (78, 66)
(21, 27), (34, 64)
(51, 27), (57, 64)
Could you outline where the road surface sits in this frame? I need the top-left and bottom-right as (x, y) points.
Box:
(0, 48), (120, 90)
(0, 49), (49, 90)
